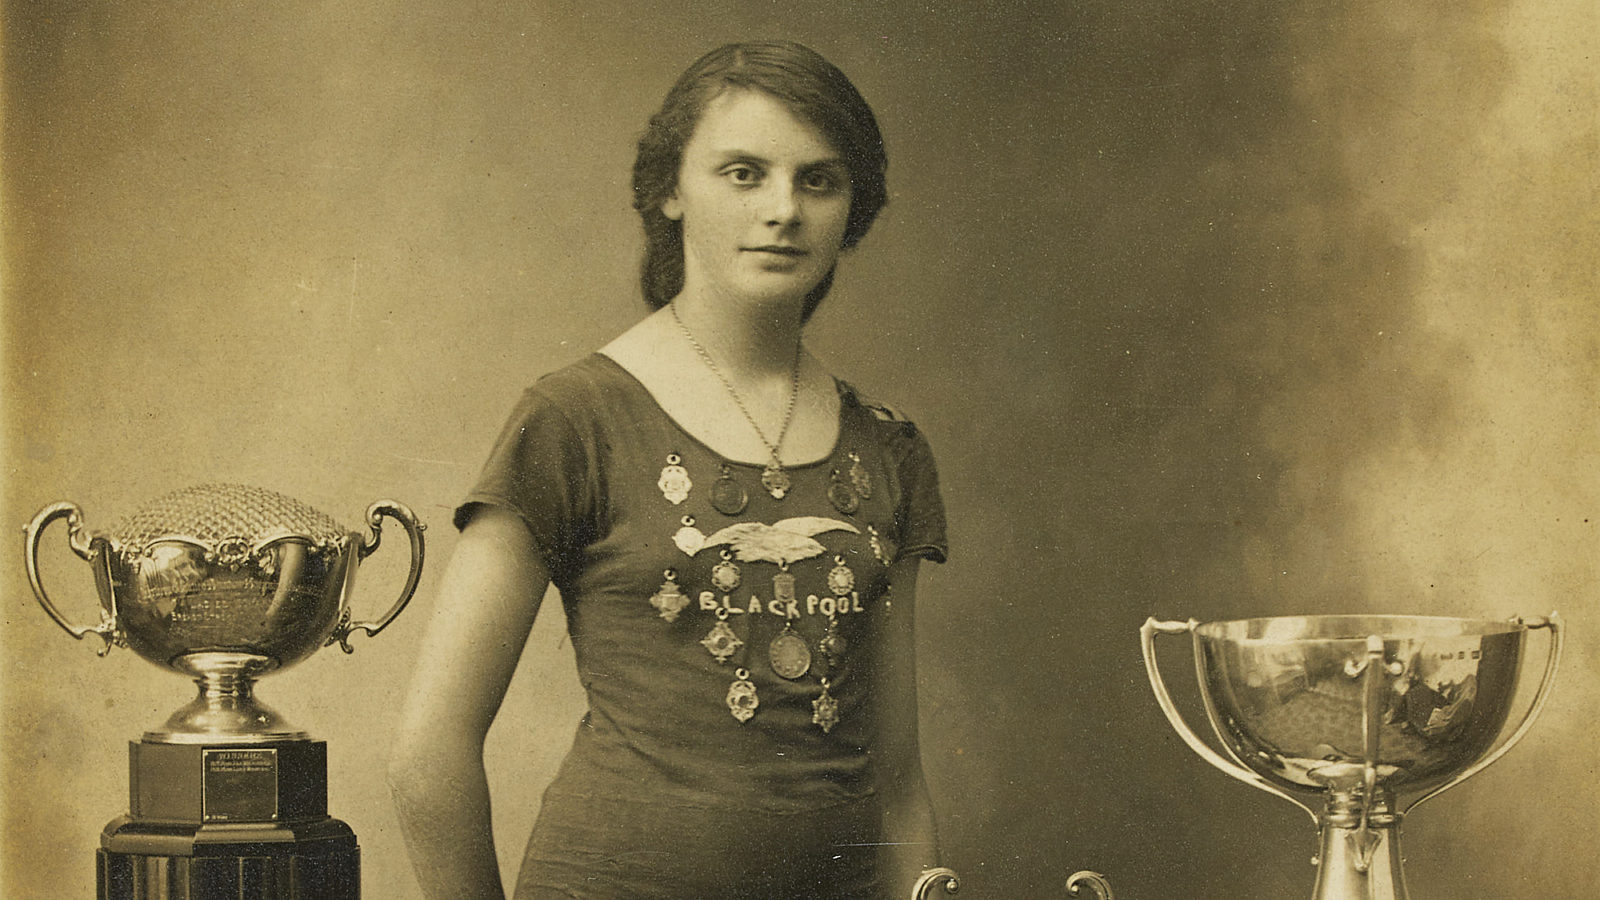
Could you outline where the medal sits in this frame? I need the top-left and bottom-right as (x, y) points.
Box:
(648, 569), (689, 622)
(827, 555), (855, 596)
(727, 668), (759, 723)
(710, 550), (741, 593)
(819, 613), (848, 663)
(672, 515), (705, 556)
(761, 462), (791, 500)
(658, 453), (692, 505)
(827, 468), (859, 515)
(812, 677), (839, 733)
(701, 608), (743, 663)
(848, 451), (873, 499)
(768, 617), (812, 680)
(710, 464), (749, 516)
(772, 565), (797, 608)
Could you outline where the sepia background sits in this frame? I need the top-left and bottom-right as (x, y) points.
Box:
(4, 1), (1596, 897)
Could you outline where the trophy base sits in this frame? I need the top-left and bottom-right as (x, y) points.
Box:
(97, 816), (359, 900)
(97, 738), (359, 899)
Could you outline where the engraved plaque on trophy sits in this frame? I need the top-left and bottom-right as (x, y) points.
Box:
(24, 484), (425, 900)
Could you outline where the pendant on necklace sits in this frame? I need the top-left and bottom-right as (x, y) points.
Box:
(827, 555), (856, 597)
(648, 569), (689, 622)
(769, 617), (812, 680)
(761, 462), (790, 500)
(812, 677), (840, 733)
(848, 451), (873, 499)
(727, 668), (759, 723)
(701, 609), (743, 663)
(658, 453), (692, 505)
(711, 464), (749, 516)
(710, 550), (742, 593)
(827, 468), (859, 516)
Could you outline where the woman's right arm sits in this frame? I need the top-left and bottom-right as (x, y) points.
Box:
(387, 505), (551, 900)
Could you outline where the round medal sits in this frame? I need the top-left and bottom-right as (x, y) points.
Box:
(768, 628), (813, 680)
(827, 472), (859, 515)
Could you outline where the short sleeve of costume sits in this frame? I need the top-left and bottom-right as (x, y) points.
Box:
(454, 385), (600, 587)
(890, 423), (948, 564)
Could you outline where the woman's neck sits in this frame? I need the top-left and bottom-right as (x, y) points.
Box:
(668, 286), (805, 381)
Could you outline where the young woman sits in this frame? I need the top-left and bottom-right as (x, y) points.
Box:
(389, 41), (947, 900)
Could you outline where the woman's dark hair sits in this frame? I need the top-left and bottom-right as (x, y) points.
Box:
(631, 41), (889, 320)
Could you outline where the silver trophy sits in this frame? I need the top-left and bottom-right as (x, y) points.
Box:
(1142, 614), (1562, 900)
(24, 482), (425, 897)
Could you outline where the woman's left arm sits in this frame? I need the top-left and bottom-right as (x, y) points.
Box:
(875, 555), (941, 897)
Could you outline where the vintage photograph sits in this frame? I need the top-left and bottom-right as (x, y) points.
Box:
(4, 2), (1595, 898)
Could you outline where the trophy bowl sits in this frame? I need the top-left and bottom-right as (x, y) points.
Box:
(25, 483), (425, 743)
(1143, 614), (1561, 900)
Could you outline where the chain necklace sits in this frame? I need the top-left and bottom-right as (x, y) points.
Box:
(670, 302), (800, 499)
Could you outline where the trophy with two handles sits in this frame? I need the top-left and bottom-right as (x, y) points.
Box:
(25, 483), (425, 900)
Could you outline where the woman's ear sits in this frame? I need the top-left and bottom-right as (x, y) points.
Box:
(661, 193), (683, 221)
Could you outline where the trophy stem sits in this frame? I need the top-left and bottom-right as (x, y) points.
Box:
(1312, 790), (1409, 900)
(145, 652), (310, 744)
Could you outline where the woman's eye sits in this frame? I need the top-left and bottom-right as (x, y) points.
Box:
(801, 171), (840, 192)
(723, 165), (761, 185)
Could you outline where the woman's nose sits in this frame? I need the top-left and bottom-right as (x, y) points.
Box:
(762, 182), (801, 226)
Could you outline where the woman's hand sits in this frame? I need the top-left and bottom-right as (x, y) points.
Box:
(387, 506), (551, 900)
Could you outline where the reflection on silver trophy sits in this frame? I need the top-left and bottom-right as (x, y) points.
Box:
(1143, 614), (1562, 900)
(24, 482), (425, 898)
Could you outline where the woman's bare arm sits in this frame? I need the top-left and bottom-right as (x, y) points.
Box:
(875, 556), (941, 897)
(387, 506), (551, 900)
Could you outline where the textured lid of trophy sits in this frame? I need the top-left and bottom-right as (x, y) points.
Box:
(1142, 614), (1562, 900)
(25, 483), (425, 899)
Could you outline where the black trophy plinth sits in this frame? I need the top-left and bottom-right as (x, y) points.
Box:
(96, 740), (360, 900)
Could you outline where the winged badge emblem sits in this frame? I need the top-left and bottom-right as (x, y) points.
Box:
(672, 516), (859, 566)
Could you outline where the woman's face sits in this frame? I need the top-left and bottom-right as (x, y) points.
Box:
(663, 89), (853, 308)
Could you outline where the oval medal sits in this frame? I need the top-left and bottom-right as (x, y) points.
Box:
(710, 468), (749, 516)
(828, 472), (860, 516)
(768, 628), (812, 680)
(727, 670), (759, 723)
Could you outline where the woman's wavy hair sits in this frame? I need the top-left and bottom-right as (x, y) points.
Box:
(631, 41), (888, 320)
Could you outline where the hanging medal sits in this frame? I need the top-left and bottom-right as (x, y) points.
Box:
(827, 555), (856, 597)
(828, 467), (860, 515)
(672, 515), (705, 556)
(761, 460), (791, 500)
(727, 667), (759, 723)
(710, 549), (742, 593)
(848, 451), (873, 499)
(819, 612), (848, 665)
(701, 608), (743, 663)
(648, 569), (689, 622)
(710, 463), (749, 516)
(768, 614), (812, 681)
(812, 677), (840, 733)
(658, 453), (692, 505)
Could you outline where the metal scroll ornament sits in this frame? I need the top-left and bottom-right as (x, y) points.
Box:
(1143, 614), (1562, 900)
(24, 483), (426, 743)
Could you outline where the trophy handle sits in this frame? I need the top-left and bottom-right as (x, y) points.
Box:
(1141, 618), (1320, 823)
(1065, 870), (1115, 899)
(330, 500), (426, 653)
(911, 867), (960, 899)
(1403, 612), (1564, 816)
(22, 501), (117, 655)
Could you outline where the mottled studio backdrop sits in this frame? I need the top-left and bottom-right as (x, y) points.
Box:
(4, 1), (1596, 897)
